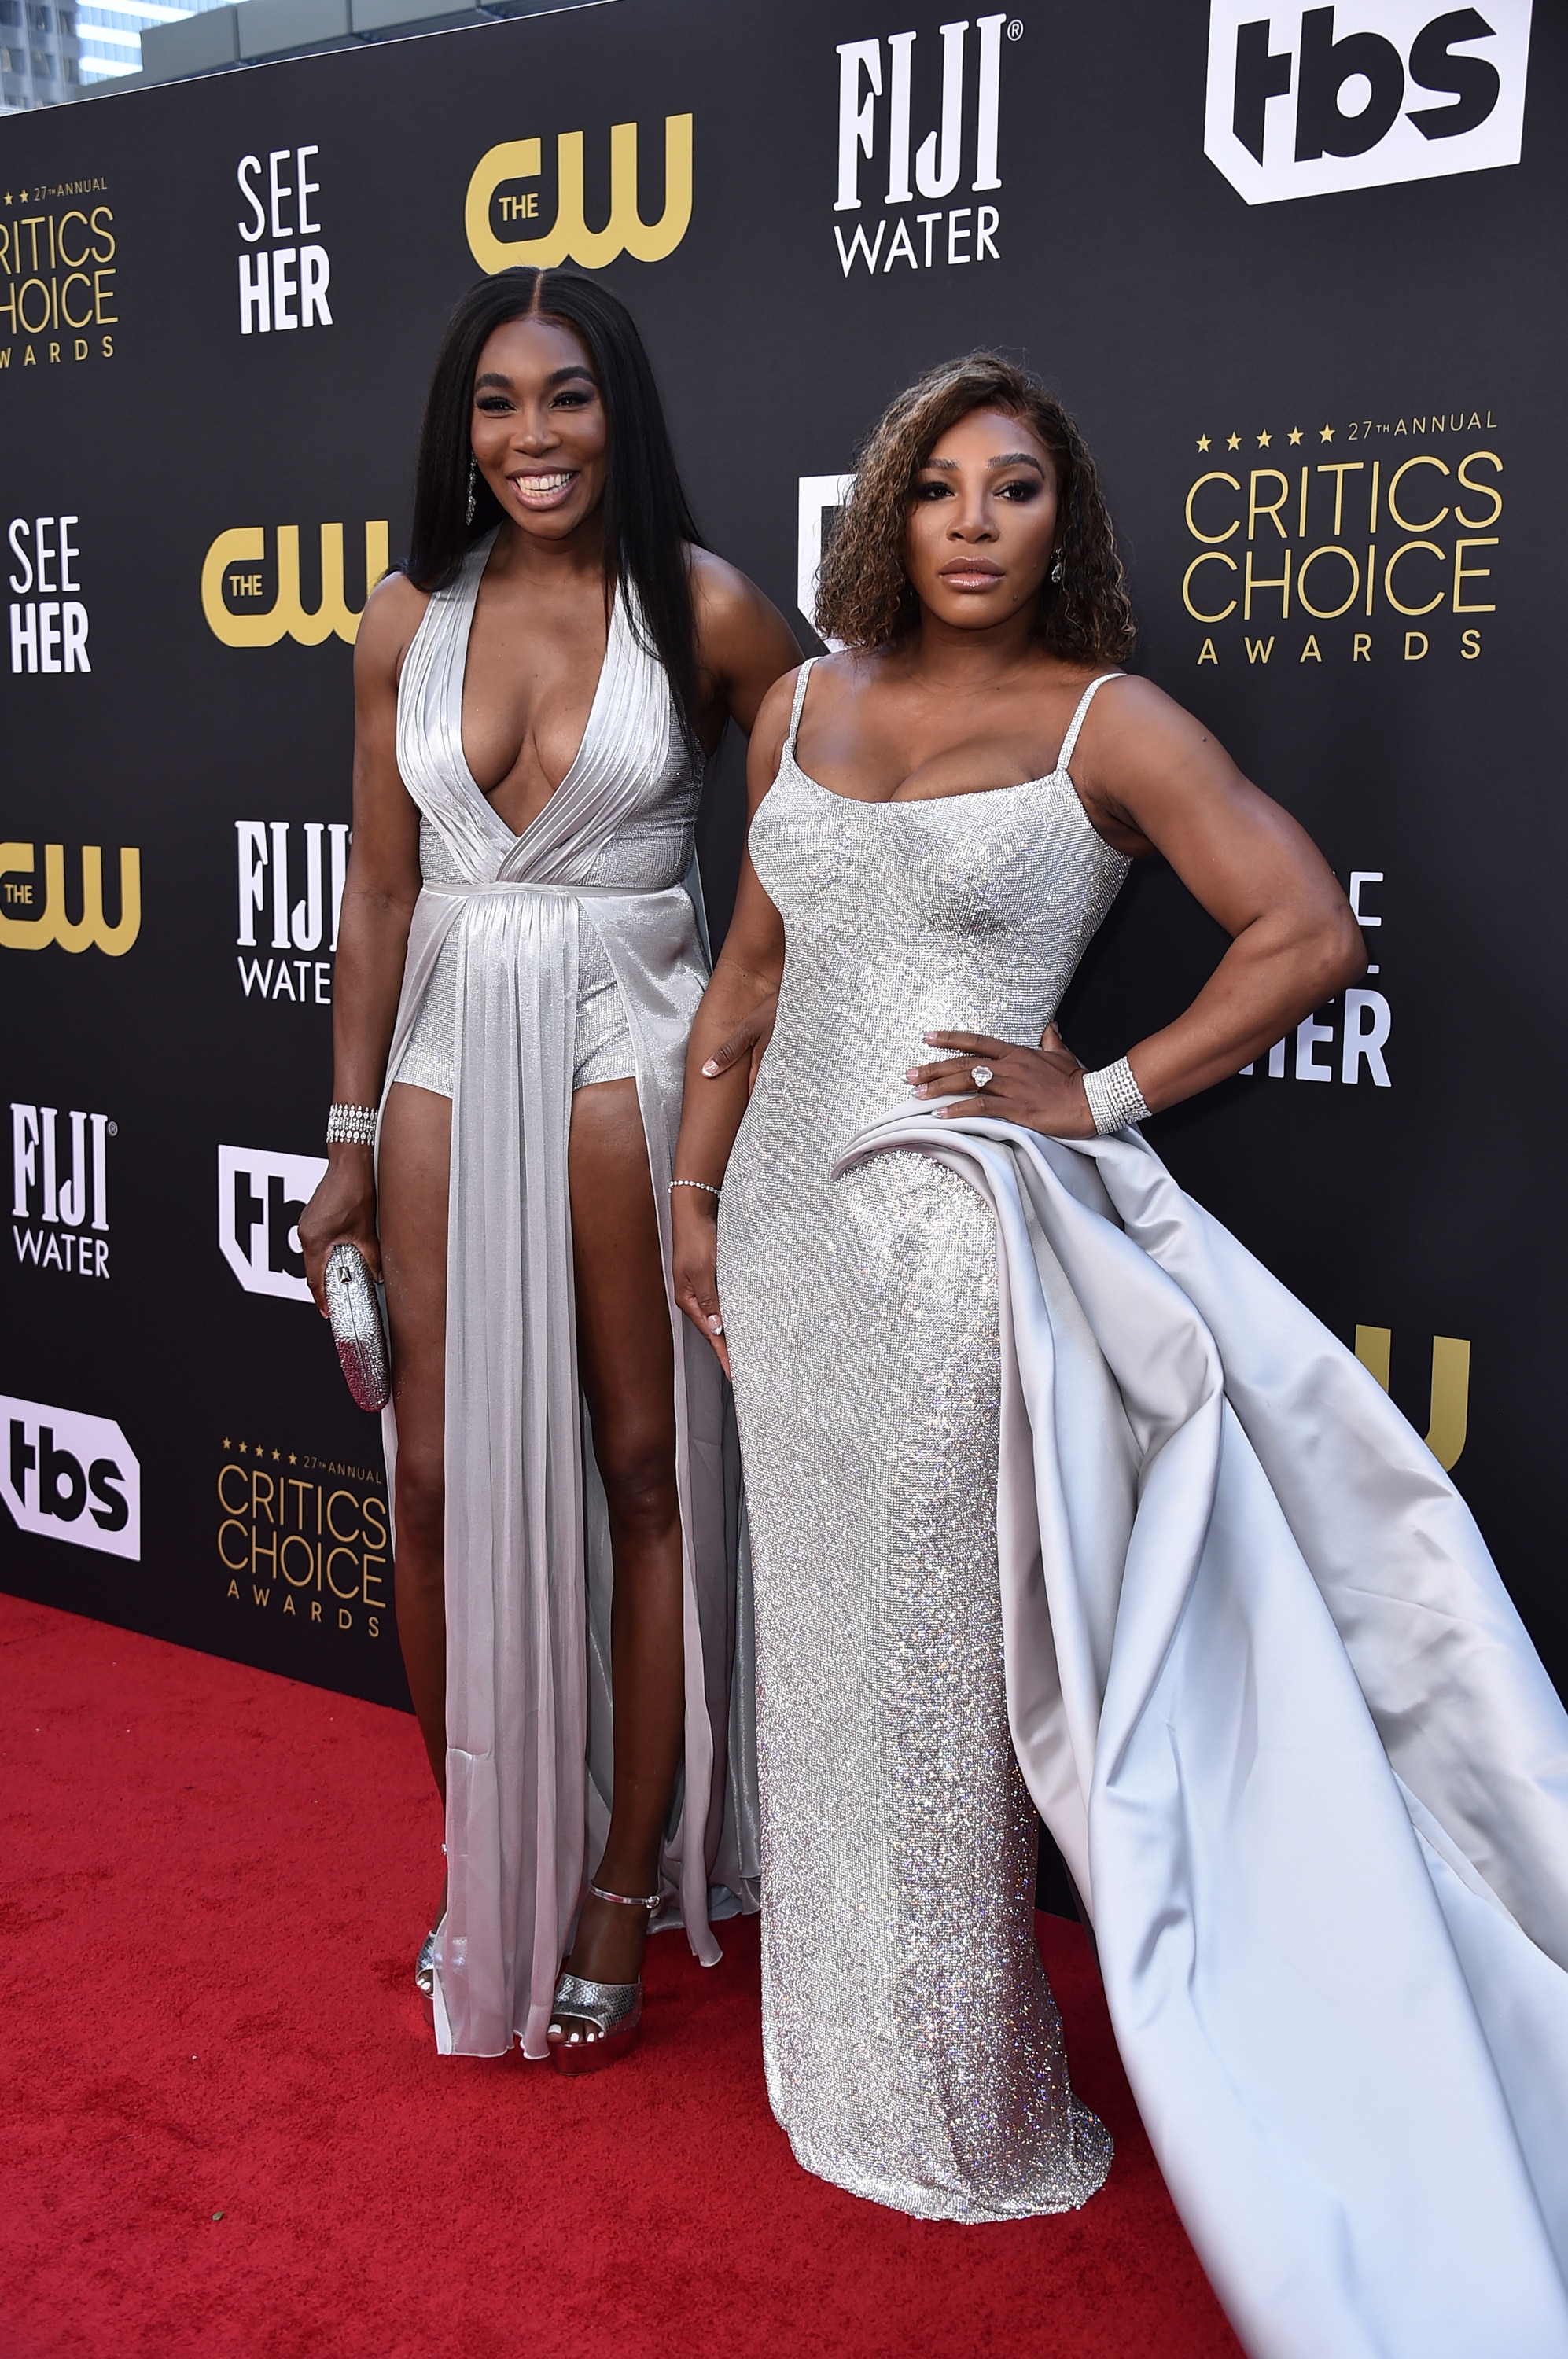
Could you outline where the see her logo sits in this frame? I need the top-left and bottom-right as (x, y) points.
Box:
(1205, 1), (1533, 204)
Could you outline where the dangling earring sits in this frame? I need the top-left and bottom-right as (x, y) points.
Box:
(466, 458), (477, 526)
(1051, 550), (1064, 584)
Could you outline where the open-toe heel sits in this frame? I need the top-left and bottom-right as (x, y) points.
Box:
(546, 1883), (659, 2076)
(547, 1971), (643, 2074)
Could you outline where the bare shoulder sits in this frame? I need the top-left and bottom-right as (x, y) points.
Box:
(354, 567), (430, 686)
(1077, 671), (1234, 778)
(751, 661), (804, 745)
(690, 547), (795, 663)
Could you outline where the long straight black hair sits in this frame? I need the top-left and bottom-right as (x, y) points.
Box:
(405, 268), (705, 742)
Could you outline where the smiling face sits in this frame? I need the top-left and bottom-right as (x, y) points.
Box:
(469, 312), (609, 542)
(903, 406), (1060, 632)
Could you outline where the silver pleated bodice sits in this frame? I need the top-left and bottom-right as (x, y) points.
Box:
(718, 665), (1126, 2221)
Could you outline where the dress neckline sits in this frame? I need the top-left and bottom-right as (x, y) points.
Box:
(441, 531), (623, 852)
(785, 750), (1063, 811)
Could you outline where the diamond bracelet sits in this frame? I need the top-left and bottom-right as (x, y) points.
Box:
(670, 1178), (722, 1200)
(326, 1102), (378, 1146)
(1081, 1057), (1151, 1137)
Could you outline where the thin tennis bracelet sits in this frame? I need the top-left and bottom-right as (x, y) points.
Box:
(670, 1178), (722, 1199)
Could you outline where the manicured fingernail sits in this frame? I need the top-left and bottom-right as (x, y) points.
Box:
(708, 1316), (723, 1334)
(904, 1069), (918, 1082)
(701, 1060), (720, 1076)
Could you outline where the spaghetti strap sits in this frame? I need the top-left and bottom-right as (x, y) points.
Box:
(782, 659), (817, 764)
(1056, 671), (1125, 778)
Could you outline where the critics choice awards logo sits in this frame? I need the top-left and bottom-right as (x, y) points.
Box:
(2, 1393), (138, 1561)
(11, 1102), (113, 1279)
(0, 180), (116, 373)
(1205, 1), (1532, 205)
(466, 114), (692, 274)
(237, 145), (333, 337)
(219, 1435), (388, 1640)
(832, 13), (1009, 278)
(1180, 408), (1502, 669)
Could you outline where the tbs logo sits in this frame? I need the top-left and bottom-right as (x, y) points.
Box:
(218, 1145), (326, 1302)
(1205, 2), (1532, 205)
(2, 1394), (138, 1561)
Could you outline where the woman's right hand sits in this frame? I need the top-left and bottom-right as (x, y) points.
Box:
(299, 1145), (381, 1316)
(672, 1189), (729, 1378)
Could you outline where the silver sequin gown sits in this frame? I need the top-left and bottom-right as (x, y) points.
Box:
(718, 663), (1123, 2221)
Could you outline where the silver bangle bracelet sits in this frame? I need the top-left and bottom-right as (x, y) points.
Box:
(669, 1178), (722, 1200)
(1081, 1057), (1151, 1137)
(326, 1102), (378, 1146)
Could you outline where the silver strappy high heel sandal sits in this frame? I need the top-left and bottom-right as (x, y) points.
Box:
(414, 1917), (444, 1998)
(547, 1883), (660, 2077)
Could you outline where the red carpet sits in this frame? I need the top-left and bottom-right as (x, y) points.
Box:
(0, 1592), (1241, 2359)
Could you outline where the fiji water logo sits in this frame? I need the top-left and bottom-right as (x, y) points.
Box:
(11, 1102), (113, 1279)
(831, 14), (1010, 277)
(466, 116), (694, 273)
(1205, 2), (1533, 205)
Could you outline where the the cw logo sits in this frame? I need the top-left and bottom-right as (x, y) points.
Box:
(0, 844), (140, 955)
(466, 116), (693, 274)
(1355, 1325), (1470, 1472)
(201, 522), (390, 649)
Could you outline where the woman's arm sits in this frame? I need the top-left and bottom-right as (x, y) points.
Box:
(670, 668), (798, 1371)
(691, 548), (801, 739)
(915, 677), (1366, 1135)
(297, 575), (428, 1307)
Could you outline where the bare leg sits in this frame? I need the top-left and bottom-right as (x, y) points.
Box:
(377, 1081), (451, 1921)
(553, 1076), (684, 2025)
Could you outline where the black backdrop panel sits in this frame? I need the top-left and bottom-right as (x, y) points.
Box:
(2, 0), (1562, 1710)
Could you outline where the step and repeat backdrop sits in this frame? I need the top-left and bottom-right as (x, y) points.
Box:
(1, 0), (1562, 1709)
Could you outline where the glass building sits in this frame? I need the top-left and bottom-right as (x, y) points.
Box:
(2, 0), (227, 111)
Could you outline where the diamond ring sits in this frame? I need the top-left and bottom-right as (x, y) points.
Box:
(970, 1064), (995, 1091)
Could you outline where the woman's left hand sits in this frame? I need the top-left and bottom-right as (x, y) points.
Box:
(906, 1024), (1097, 1138)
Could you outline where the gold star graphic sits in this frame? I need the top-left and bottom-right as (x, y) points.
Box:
(272, 1448), (281, 1462)
(1225, 432), (1241, 451)
(222, 1437), (231, 1449)
(289, 1452), (297, 1465)
(1196, 434), (1211, 452)
(1257, 429), (1272, 448)
(1288, 426), (1303, 446)
(237, 1440), (246, 1453)
(1319, 423), (1334, 443)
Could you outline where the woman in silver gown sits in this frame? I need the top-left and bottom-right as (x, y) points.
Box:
(672, 355), (1568, 2357)
(299, 271), (796, 2067)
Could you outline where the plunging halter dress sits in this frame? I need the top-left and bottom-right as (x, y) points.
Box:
(383, 531), (758, 2059)
(719, 661), (1568, 2355)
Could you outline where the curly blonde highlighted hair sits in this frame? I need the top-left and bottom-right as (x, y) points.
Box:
(814, 352), (1136, 664)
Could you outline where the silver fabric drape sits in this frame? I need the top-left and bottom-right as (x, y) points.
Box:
(838, 1110), (1568, 2359)
(380, 535), (758, 2059)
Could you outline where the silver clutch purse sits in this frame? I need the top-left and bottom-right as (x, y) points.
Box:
(325, 1240), (391, 1413)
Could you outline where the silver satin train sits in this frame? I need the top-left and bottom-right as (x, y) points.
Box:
(720, 662), (1568, 2354)
(381, 531), (759, 2059)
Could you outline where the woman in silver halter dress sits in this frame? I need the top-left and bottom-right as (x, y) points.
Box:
(300, 271), (796, 2066)
(672, 357), (1568, 2357)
